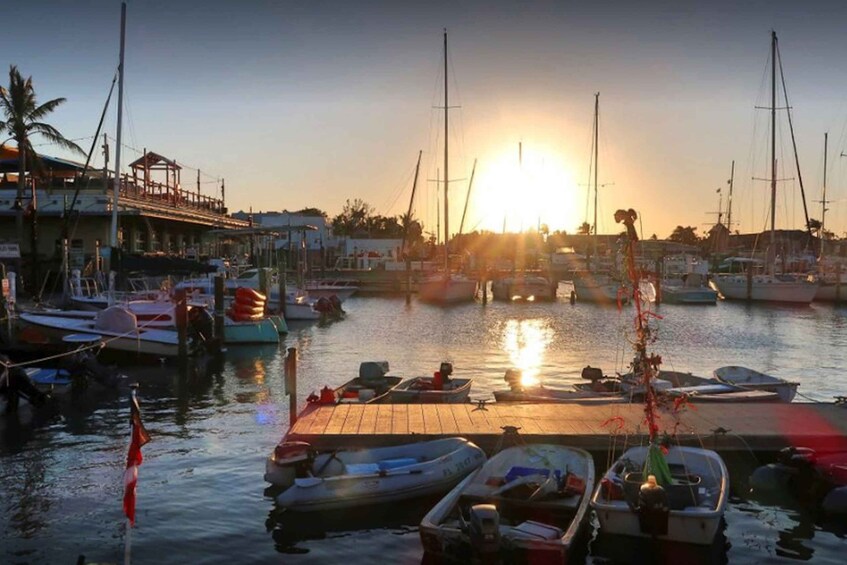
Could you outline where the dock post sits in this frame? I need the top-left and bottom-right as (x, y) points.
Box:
(836, 264), (842, 305)
(285, 347), (298, 426)
(405, 256), (412, 304)
(175, 288), (188, 359)
(746, 267), (753, 301)
(214, 274), (225, 341)
(258, 267), (270, 302)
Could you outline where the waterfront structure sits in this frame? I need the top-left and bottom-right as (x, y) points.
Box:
(0, 145), (247, 273)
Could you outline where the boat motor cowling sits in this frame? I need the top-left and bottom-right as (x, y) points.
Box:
(637, 474), (669, 536)
(504, 368), (523, 390)
(468, 504), (501, 554)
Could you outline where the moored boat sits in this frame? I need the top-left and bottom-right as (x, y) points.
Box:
(591, 445), (728, 545)
(491, 275), (555, 302)
(386, 363), (472, 403)
(266, 437), (486, 512)
(712, 365), (799, 402)
(420, 442), (595, 561)
(333, 361), (402, 403)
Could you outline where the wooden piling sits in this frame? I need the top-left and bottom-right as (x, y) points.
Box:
(481, 261), (488, 305)
(836, 263), (842, 305)
(285, 347), (298, 426)
(214, 275), (225, 341)
(175, 288), (188, 359)
(278, 258), (287, 318)
(654, 258), (662, 305)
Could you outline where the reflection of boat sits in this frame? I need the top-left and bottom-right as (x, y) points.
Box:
(491, 275), (555, 301)
(386, 363), (472, 404)
(333, 362), (402, 403)
(420, 441), (595, 561)
(267, 437), (486, 511)
(712, 366), (799, 402)
(591, 446), (728, 545)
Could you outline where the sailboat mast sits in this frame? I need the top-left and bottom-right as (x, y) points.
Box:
(770, 31), (777, 254)
(443, 29), (449, 269)
(459, 158), (476, 237)
(593, 92), (599, 259)
(111, 2), (126, 252)
(727, 160), (735, 232)
(822, 132), (828, 260)
(401, 150), (422, 258)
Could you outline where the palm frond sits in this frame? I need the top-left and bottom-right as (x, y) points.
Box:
(29, 97), (67, 122)
(29, 122), (84, 154)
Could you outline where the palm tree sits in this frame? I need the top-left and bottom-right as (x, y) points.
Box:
(0, 65), (83, 296)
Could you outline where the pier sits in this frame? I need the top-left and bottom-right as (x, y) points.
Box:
(286, 401), (847, 454)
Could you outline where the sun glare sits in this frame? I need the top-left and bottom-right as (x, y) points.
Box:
(502, 319), (553, 387)
(471, 146), (582, 234)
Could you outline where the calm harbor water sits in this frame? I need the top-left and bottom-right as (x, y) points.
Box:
(2, 290), (847, 564)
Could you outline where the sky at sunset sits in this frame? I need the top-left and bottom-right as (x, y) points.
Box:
(6, 1), (847, 240)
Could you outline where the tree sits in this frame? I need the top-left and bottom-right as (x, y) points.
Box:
(0, 65), (83, 295)
(667, 225), (700, 246)
(294, 207), (327, 217)
(577, 221), (592, 235)
(331, 198), (374, 236)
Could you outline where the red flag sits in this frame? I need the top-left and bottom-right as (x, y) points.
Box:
(123, 392), (150, 526)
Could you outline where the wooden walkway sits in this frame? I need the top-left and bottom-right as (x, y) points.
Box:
(286, 401), (847, 453)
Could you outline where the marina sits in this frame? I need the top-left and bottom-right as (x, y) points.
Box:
(3, 2), (847, 564)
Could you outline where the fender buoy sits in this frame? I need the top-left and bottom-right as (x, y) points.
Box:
(232, 302), (265, 316)
(236, 287), (266, 304)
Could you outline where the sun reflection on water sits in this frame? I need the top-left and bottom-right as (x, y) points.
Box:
(502, 319), (553, 387)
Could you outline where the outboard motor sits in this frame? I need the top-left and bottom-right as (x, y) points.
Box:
(504, 368), (523, 391)
(269, 441), (316, 488)
(314, 296), (332, 314)
(188, 307), (215, 342)
(329, 294), (343, 313)
(636, 474), (669, 536)
(467, 504), (501, 555)
(581, 365), (604, 381)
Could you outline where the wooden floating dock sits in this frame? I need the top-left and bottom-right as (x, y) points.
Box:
(286, 402), (847, 454)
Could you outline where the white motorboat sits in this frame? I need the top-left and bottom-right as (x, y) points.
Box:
(660, 274), (718, 305)
(591, 445), (729, 545)
(19, 306), (181, 358)
(420, 443), (595, 561)
(385, 363), (472, 404)
(712, 365), (799, 402)
(571, 270), (627, 304)
(266, 437), (486, 512)
(418, 273), (477, 305)
(491, 275), (555, 301)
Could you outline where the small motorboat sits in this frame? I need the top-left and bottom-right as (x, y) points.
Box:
(386, 362), (472, 404)
(420, 442), (595, 561)
(654, 370), (781, 403)
(713, 366), (799, 402)
(333, 361), (402, 403)
(493, 367), (628, 403)
(266, 437), (486, 512)
(591, 445), (728, 545)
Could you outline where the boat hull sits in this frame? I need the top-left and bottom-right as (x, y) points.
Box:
(268, 438), (486, 511)
(387, 377), (472, 403)
(420, 444), (595, 560)
(418, 276), (477, 304)
(712, 365), (798, 402)
(661, 286), (718, 305)
(591, 446), (728, 545)
(710, 276), (819, 304)
(223, 318), (280, 344)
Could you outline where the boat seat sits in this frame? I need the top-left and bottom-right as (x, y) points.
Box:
(345, 463), (380, 475)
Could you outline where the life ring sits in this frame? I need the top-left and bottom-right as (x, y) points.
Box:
(236, 287), (266, 304)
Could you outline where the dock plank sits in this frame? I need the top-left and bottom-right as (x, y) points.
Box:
(341, 405), (365, 435)
(323, 404), (350, 435)
(375, 404), (393, 434)
(357, 402), (379, 434)
(436, 403), (460, 435)
(305, 405), (334, 435)
(392, 404), (409, 435)
(407, 403), (425, 435)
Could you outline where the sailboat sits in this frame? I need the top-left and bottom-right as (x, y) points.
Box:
(710, 32), (819, 304)
(491, 143), (556, 302)
(813, 133), (846, 302)
(590, 209), (728, 545)
(571, 93), (627, 304)
(418, 30), (478, 304)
